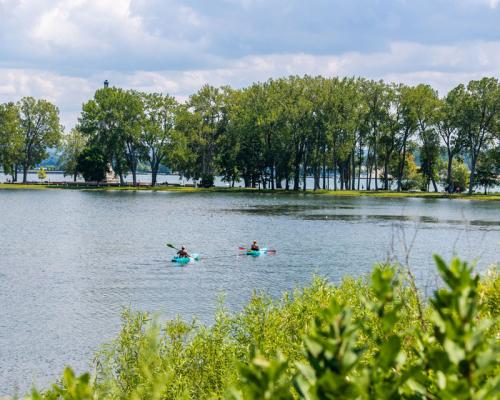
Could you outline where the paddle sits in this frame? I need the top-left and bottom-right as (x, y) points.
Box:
(239, 246), (277, 253)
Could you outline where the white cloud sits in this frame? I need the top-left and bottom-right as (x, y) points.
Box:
(0, 0), (209, 72)
(0, 68), (93, 128)
(475, 0), (499, 8)
(458, 0), (500, 8)
(1, 40), (499, 129)
(29, 0), (159, 51)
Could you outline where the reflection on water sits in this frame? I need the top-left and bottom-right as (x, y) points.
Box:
(223, 203), (355, 215)
(302, 214), (499, 227)
(0, 190), (498, 395)
(225, 203), (499, 228)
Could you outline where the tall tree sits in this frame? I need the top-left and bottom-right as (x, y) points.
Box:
(0, 102), (23, 181)
(413, 85), (440, 192)
(256, 80), (286, 190)
(291, 78), (309, 191)
(182, 85), (229, 187)
(79, 88), (145, 185)
(118, 90), (145, 186)
(435, 86), (466, 193)
(17, 97), (62, 183)
(59, 128), (87, 182)
(460, 77), (500, 194)
(141, 93), (178, 186)
(322, 77), (344, 190)
(363, 80), (391, 190)
(380, 84), (400, 190)
(395, 85), (417, 192)
(268, 78), (293, 189)
(225, 85), (265, 188)
(474, 147), (499, 194)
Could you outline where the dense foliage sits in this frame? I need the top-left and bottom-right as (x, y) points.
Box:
(29, 256), (499, 399)
(76, 77), (500, 192)
(0, 97), (62, 183)
(1, 76), (499, 192)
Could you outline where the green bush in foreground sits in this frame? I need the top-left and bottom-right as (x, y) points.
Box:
(30, 256), (499, 399)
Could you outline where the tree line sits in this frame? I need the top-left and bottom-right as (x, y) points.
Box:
(1, 76), (499, 193)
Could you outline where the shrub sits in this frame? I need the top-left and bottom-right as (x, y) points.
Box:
(30, 257), (499, 399)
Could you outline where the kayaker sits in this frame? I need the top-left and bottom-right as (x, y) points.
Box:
(177, 245), (190, 258)
(250, 241), (260, 251)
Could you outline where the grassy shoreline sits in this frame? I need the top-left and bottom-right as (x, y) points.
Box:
(0, 183), (500, 201)
(1, 182), (499, 200)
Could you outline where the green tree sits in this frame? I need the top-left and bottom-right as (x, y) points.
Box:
(395, 85), (418, 192)
(413, 84), (440, 192)
(79, 87), (145, 185)
(460, 77), (500, 194)
(268, 78), (294, 189)
(380, 83), (401, 190)
(323, 77), (346, 190)
(0, 102), (23, 181)
(178, 85), (229, 187)
(262, 80), (289, 190)
(436, 86), (467, 193)
(140, 92), (179, 186)
(276, 76), (314, 191)
(440, 158), (469, 193)
(474, 147), (499, 194)
(362, 80), (391, 190)
(76, 145), (109, 182)
(399, 153), (421, 190)
(309, 77), (332, 190)
(224, 86), (263, 188)
(18, 97), (62, 183)
(59, 128), (87, 182)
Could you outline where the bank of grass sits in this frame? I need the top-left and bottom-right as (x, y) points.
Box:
(1, 183), (499, 200)
(0, 183), (50, 190)
(28, 257), (499, 400)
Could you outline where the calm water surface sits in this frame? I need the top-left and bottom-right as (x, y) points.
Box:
(0, 190), (498, 395)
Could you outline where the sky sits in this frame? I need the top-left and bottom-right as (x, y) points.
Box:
(0, 0), (499, 129)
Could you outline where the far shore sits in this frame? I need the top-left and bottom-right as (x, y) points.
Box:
(1, 183), (499, 201)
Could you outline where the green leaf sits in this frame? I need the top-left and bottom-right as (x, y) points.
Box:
(378, 335), (401, 369)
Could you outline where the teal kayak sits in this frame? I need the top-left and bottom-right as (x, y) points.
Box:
(246, 248), (268, 256)
(171, 253), (200, 264)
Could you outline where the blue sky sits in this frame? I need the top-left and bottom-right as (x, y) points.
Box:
(1, 0), (499, 128)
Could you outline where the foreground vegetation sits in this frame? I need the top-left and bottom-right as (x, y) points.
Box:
(1, 183), (499, 201)
(28, 256), (499, 399)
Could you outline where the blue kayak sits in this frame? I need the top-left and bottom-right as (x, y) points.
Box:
(246, 248), (268, 257)
(171, 253), (200, 264)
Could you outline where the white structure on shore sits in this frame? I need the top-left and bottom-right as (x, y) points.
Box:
(102, 163), (118, 183)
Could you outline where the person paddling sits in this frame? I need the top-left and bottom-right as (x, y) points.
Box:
(250, 240), (260, 251)
(177, 245), (191, 258)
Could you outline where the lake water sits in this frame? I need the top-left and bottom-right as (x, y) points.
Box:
(0, 189), (498, 395)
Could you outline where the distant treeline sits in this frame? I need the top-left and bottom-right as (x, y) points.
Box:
(1, 76), (499, 193)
